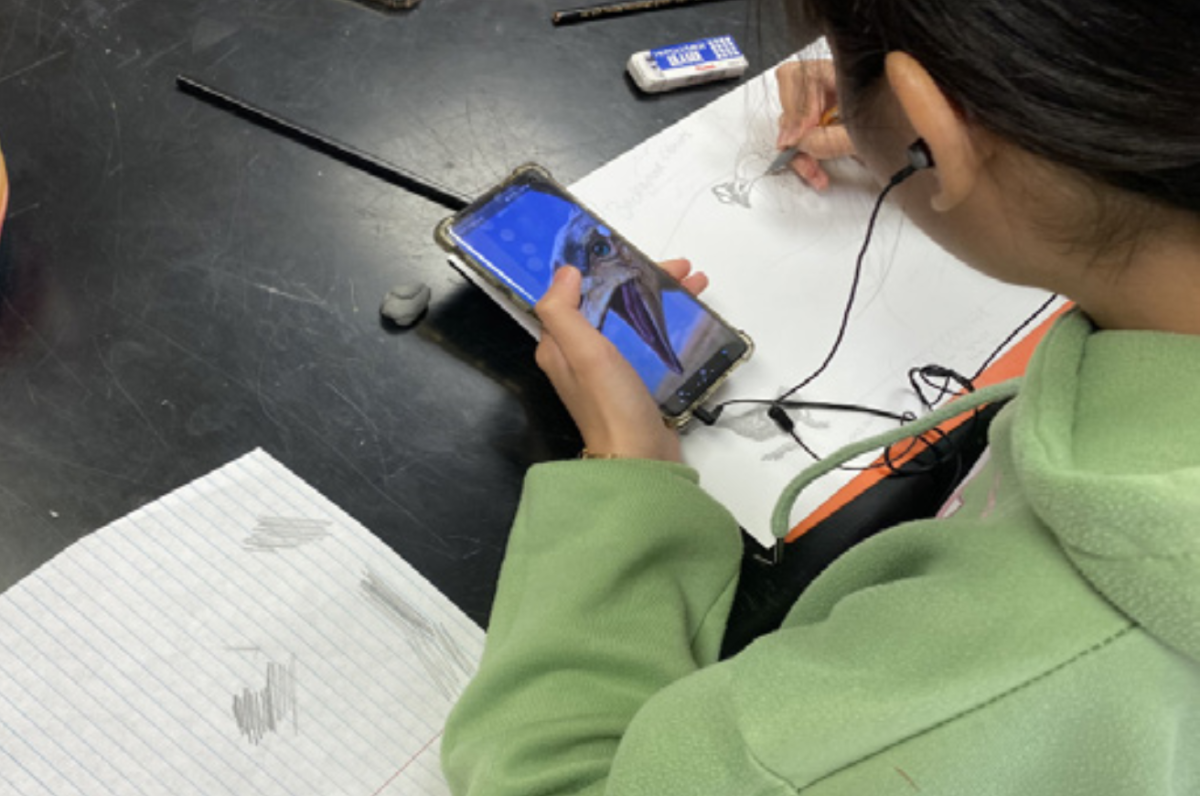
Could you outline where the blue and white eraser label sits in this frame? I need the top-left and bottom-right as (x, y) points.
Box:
(627, 36), (749, 94)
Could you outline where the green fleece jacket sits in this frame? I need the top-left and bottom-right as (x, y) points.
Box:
(442, 310), (1200, 794)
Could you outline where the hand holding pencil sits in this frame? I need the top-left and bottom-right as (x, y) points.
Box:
(773, 59), (856, 191)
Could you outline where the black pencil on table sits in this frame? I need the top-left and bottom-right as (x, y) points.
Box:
(552, 0), (737, 26)
(175, 75), (470, 212)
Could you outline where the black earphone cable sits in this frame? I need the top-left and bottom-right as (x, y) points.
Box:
(775, 163), (919, 404)
(691, 145), (1050, 480)
(691, 157), (927, 466)
(692, 159), (925, 466)
(709, 396), (954, 475)
(971, 293), (1061, 382)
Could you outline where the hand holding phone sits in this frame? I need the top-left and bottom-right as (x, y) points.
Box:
(535, 261), (707, 461)
(435, 164), (753, 428)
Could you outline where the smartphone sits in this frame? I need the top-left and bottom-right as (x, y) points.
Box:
(435, 164), (753, 426)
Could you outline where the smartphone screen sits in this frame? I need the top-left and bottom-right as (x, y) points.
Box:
(445, 168), (750, 420)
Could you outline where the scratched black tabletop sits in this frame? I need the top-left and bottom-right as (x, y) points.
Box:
(0, 0), (989, 644)
(0, 0), (802, 618)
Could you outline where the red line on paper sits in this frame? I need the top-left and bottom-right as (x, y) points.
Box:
(369, 732), (443, 796)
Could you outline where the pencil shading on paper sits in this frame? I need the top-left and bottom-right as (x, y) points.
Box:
(706, 62), (799, 212)
(243, 516), (332, 552)
(231, 653), (298, 745)
(361, 569), (477, 700)
(712, 177), (760, 208)
(719, 403), (804, 462)
(0, 449), (485, 796)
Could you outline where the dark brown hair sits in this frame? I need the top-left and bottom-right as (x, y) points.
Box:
(800, 0), (1200, 215)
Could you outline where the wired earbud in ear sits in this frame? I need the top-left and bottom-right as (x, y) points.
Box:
(907, 139), (935, 172)
(889, 139), (935, 187)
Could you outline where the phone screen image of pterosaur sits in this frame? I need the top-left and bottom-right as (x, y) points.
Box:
(448, 172), (748, 417)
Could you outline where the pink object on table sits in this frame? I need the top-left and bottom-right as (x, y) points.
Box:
(0, 145), (7, 238)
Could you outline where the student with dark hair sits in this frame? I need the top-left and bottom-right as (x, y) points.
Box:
(441, 2), (1200, 793)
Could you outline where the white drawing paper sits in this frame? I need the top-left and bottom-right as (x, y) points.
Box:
(570, 54), (1062, 543)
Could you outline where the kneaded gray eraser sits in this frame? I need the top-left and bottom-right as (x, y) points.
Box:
(380, 282), (431, 327)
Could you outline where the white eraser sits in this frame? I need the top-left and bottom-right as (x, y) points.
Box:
(627, 35), (749, 94)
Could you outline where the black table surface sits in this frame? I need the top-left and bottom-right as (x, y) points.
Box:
(0, 0), (813, 622)
(0, 0), (993, 645)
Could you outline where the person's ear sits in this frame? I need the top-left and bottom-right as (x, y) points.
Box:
(886, 51), (990, 212)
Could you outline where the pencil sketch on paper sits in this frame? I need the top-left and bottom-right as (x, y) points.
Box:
(652, 73), (829, 261)
(709, 40), (835, 216)
(230, 651), (299, 745)
(361, 569), (476, 701)
(719, 405), (802, 463)
(243, 516), (332, 553)
(707, 64), (800, 213)
(712, 177), (760, 209)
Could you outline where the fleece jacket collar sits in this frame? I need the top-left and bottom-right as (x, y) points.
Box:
(1012, 310), (1200, 663)
(773, 309), (1200, 662)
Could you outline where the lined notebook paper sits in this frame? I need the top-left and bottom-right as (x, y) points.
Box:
(0, 449), (483, 795)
